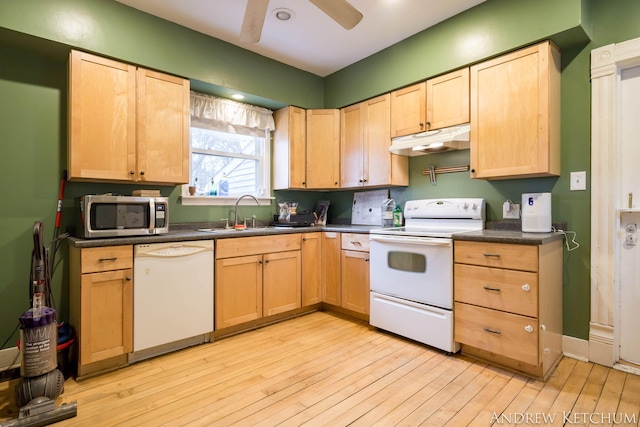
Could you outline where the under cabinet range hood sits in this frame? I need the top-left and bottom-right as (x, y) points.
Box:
(389, 123), (470, 156)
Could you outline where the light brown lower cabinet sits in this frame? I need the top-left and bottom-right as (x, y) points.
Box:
(322, 232), (342, 306)
(340, 233), (370, 315)
(453, 239), (563, 380)
(69, 245), (133, 378)
(215, 235), (301, 329)
(301, 232), (322, 306)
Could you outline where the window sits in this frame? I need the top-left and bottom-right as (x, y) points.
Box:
(182, 92), (274, 205)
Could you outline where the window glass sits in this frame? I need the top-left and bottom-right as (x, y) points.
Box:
(188, 127), (268, 198)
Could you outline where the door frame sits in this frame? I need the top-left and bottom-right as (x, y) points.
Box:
(590, 36), (640, 367)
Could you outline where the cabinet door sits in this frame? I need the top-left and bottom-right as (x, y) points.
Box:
(136, 68), (190, 184)
(68, 50), (137, 182)
(341, 250), (370, 314)
(426, 67), (470, 130)
(80, 269), (133, 364)
(306, 109), (340, 189)
(390, 82), (426, 138)
(364, 94), (398, 187)
(340, 103), (364, 188)
(301, 233), (322, 306)
(470, 41), (561, 179)
(322, 232), (341, 306)
(273, 106), (307, 189)
(263, 251), (301, 316)
(215, 255), (263, 329)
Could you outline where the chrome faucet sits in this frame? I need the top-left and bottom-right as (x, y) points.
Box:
(234, 194), (260, 227)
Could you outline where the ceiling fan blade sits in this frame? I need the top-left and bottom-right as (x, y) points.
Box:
(308, 0), (363, 30)
(240, 0), (269, 43)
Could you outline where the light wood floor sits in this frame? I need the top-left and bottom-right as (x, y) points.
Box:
(1, 311), (639, 426)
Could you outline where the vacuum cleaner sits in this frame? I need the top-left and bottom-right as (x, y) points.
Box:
(1, 195), (77, 426)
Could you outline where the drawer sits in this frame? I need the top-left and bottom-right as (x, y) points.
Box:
(454, 264), (538, 317)
(80, 246), (132, 274)
(341, 233), (369, 252)
(216, 234), (301, 259)
(454, 302), (538, 366)
(454, 241), (538, 272)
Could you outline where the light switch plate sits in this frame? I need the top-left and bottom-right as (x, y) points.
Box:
(570, 171), (587, 191)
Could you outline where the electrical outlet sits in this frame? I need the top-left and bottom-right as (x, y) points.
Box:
(503, 202), (520, 219)
(570, 171), (587, 191)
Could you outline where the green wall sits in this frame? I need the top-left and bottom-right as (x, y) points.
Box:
(2, 0), (640, 350)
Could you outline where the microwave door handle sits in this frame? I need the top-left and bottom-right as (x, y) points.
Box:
(370, 235), (452, 246)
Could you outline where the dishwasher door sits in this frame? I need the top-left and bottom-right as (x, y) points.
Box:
(133, 240), (214, 353)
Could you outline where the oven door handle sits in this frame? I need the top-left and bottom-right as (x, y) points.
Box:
(369, 234), (452, 246)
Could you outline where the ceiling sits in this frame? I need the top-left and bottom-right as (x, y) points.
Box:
(115, 0), (486, 77)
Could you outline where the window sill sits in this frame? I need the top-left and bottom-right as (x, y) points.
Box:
(180, 195), (274, 207)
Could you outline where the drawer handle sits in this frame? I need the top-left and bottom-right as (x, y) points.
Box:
(98, 257), (118, 262)
(522, 284), (531, 292)
(482, 286), (501, 292)
(482, 253), (501, 258)
(524, 325), (534, 333)
(483, 326), (501, 335)
(351, 241), (362, 246)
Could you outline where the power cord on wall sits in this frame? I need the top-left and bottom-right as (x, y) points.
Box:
(552, 226), (580, 251)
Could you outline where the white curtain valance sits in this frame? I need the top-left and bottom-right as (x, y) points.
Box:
(190, 92), (275, 137)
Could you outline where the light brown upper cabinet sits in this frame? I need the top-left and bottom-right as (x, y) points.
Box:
(68, 50), (189, 184)
(390, 82), (426, 138)
(426, 68), (470, 130)
(273, 106), (307, 190)
(341, 94), (408, 188)
(273, 107), (340, 190)
(470, 41), (561, 179)
(390, 68), (470, 138)
(306, 109), (341, 189)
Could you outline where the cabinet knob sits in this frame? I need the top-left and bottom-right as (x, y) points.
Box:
(419, 122), (424, 128)
(125, 276), (131, 281)
(140, 171), (145, 176)
(524, 325), (534, 333)
(522, 284), (531, 292)
(364, 258), (369, 262)
(302, 237), (307, 241)
(426, 121), (431, 128)
(334, 181), (338, 185)
(470, 168), (476, 173)
(130, 170), (135, 175)
(302, 181), (306, 185)
(265, 259), (270, 264)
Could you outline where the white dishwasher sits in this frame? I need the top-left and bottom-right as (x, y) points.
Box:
(131, 240), (214, 361)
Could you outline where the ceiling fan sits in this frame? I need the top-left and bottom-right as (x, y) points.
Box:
(240, 0), (364, 43)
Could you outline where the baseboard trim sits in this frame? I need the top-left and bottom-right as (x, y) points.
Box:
(562, 334), (589, 362)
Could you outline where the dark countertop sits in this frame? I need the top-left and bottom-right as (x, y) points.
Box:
(452, 229), (564, 245)
(66, 224), (380, 248)
(67, 222), (563, 248)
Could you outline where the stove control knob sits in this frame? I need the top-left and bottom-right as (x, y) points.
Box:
(462, 203), (469, 209)
(471, 203), (478, 210)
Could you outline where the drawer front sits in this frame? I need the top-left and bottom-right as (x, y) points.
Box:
(81, 246), (132, 273)
(455, 302), (538, 366)
(216, 234), (301, 259)
(454, 264), (538, 317)
(341, 233), (370, 252)
(454, 241), (538, 272)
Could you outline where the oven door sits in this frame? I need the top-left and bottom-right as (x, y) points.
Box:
(369, 234), (453, 309)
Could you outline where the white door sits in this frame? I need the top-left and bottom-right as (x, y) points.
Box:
(619, 66), (640, 364)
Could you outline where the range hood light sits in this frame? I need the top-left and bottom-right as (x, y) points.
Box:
(390, 123), (471, 157)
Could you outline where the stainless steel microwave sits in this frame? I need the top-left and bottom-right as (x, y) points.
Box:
(79, 195), (169, 239)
